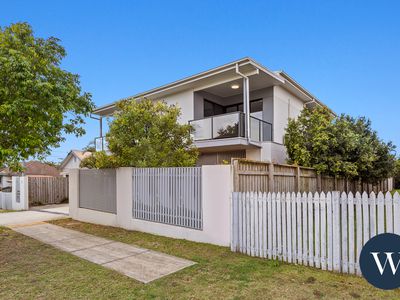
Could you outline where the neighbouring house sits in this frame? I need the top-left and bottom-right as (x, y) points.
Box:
(0, 161), (61, 189)
(59, 150), (92, 176)
(92, 57), (328, 165)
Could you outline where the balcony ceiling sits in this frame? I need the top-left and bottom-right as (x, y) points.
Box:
(200, 71), (277, 98)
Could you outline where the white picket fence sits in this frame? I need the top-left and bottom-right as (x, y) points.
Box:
(231, 191), (400, 275)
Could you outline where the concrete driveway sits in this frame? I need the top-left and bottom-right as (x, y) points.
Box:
(0, 204), (69, 227)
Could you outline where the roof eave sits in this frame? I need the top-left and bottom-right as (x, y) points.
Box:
(93, 57), (284, 115)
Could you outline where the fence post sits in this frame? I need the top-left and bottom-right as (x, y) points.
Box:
(268, 163), (275, 192)
(20, 176), (29, 210)
(233, 159), (240, 192)
(295, 166), (301, 193)
(317, 174), (322, 193)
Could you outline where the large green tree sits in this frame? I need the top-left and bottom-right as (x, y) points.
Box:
(82, 99), (198, 168)
(284, 106), (396, 182)
(0, 23), (93, 170)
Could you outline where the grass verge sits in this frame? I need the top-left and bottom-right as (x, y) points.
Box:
(0, 219), (398, 299)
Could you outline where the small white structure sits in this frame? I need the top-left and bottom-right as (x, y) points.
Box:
(59, 150), (92, 176)
(0, 176), (29, 211)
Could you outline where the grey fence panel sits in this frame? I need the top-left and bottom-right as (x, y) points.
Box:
(79, 169), (116, 214)
(132, 167), (202, 230)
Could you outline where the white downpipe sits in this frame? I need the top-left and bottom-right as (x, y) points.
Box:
(235, 64), (251, 140)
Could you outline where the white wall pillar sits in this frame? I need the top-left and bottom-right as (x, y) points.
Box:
(68, 169), (80, 219)
(201, 165), (232, 246)
(116, 167), (134, 228)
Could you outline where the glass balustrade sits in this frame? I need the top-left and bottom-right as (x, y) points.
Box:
(189, 112), (272, 143)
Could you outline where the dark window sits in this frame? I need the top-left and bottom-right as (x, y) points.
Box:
(225, 106), (237, 113)
(203, 98), (263, 118)
(250, 99), (263, 113)
(204, 100), (225, 117)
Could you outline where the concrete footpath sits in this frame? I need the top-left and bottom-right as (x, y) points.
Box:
(10, 222), (195, 283)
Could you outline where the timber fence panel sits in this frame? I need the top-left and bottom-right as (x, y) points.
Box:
(28, 176), (69, 206)
(232, 159), (392, 194)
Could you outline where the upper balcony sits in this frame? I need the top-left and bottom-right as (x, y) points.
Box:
(189, 112), (272, 151)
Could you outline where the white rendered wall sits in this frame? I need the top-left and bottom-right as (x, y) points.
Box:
(272, 85), (304, 144)
(260, 142), (287, 164)
(69, 165), (232, 247)
(156, 90), (194, 124)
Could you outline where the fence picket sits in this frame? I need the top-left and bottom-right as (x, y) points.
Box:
(362, 192), (370, 245)
(302, 192), (308, 265)
(394, 192), (400, 235)
(386, 192), (394, 233)
(355, 192), (363, 275)
(250, 192), (255, 257)
(348, 192), (355, 274)
(341, 192), (348, 273)
(246, 192), (251, 255)
(291, 192), (296, 264)
(286, 193), (292, 263)
(369, 192), (376, 238)
(262, 193), (267, 258)
(282, 193), (287, 262)
(326, 192), (333, 271)
(332, 192), (340, 272)
(267, 192), (272, 259)
(320, 192), (327, 270)
(258, 193), (263, 257)
(377, 192), (384, 234)
(314, 192), (320, 268)
(307, 192), (314, 267)
(277, 192), (282, 260)
(272, 192), (277, 259)
(296, 192), (302, 264)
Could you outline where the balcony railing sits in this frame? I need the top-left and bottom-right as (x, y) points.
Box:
(95, 136), (109, 152)
(189, 112), (272, 143)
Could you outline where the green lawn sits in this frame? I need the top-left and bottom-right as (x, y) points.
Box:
(0, 209), (15, 213)
(0, 219), (398, 300)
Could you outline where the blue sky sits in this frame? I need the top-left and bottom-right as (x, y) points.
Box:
(2, 0), (400, 162)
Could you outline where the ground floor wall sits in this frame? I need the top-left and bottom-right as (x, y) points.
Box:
(196, 142), (287, 166)
(196, 150), (246, 165)
(69, 166), (232, 247)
